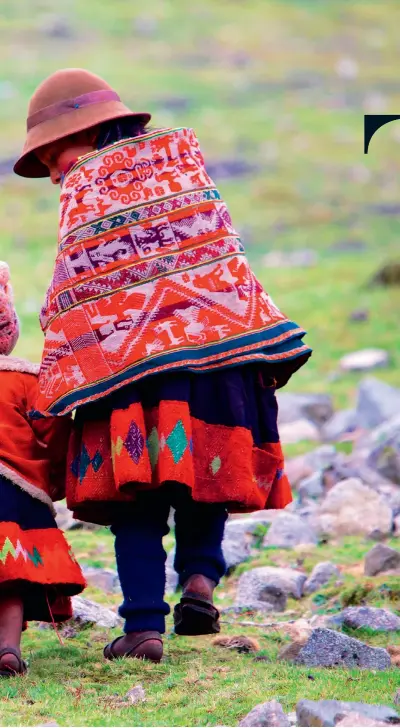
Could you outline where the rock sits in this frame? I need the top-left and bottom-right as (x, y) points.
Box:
(363, 414), (400, 484)
(303, 562), (340, 594)
(394, 688), (400, 706)
(370, 261), (400, 287)
(322, 410), (358, 442)
(306, 445), (338, 471)
(336, 713), (388, 727)
(335, 57), (359, 79)
(206, 158), (257, 180)
(315, 479), (392, 538)
(356, 377), (400, 429)
(39, 14), (74, 39)
(388, 645), (400, 667)
(263, 512), (318, 548)
(395, 514), (400, 536)
(277, 393), (333, 426)
(280, 419), (320, 445)
(340, 348), (389, 372)
(236, 566), (306, 612)
(349, 309), (369, 322)
(239, 700), (291, 727)
(293, 628), (391, 670)
(338, 606), (400, 632)
(54, 502), (79, 531)
(165, 550), (179, 593)
(71, 596), (121, 629)
(82, 567), (121, 594)
(278, 641), (304, 662)
(364, 543), (400, 576)
(298, 471), (324, 500)
(296, 699), (398, 727)
(285, 456), (314, 488)
(212, 635), (260, 654)
(125, 684), (146, 705)
(262, 249), (318, 269)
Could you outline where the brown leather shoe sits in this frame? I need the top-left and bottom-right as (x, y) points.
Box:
(174, 574), (220, 636)
(103, 631), (163, 663)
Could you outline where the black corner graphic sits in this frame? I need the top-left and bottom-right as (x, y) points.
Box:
(364, 115), (400, 154)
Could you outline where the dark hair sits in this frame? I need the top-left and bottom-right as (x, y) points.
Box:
(96, 116), (150, 150)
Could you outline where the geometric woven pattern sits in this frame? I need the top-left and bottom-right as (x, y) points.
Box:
(35, 127), (310, 416)
(0, 536), (42, 567)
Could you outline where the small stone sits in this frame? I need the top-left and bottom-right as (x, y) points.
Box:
(279, 419), (320, 445)
(212, 635), (260, 654)
(321, 410), (358, 442)
(54, 502), (79, 531)
(277, 393), (333, 427)
(349, 309), (369, 322)
(165, 549), (179, 593)
(335, 57), (359, 79)
(356, 377), (400, 429)
(340, 348), (389, 372)
(394, 688), (400, 705)
(364, 543), (400, 576)
(339, 606), (400, 632)
(298, 471), (324, 500)
(125, 684), (146, 705)
(388, 645), (400, 667)
(363, 414), (400, 484)
(236, 566), (306, 612)
(296, 699), (398, 727)
(82, 567), (121, 594)
(71, 596), (121, 629)
(285, 456), (314, 488)
(262, 249), (318, 269)
(278, 641), (304, 662)
(293, 628), (391, 670)
(303, 562), (340, 594)
(315, 479), (392, 538)
(263, 512), (318, 549)
(239, 700), (291, 727)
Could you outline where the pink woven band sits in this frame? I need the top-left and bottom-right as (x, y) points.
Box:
(27, 89), (121, 131)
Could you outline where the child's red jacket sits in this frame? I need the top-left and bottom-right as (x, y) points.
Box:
(0, 356), (71, 511)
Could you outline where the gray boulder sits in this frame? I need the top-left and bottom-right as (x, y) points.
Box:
(82, 567), (121, 594)
(364, 543), (400, 576)
(364, 414), (400, 484)
(263, 512), (318, 548)
(356, 377), (400, 429)
(236, 566), (306, 612)
(277, 392), (333, 426)
(340, 348), (389, 372)
(296, 699), (398, 727)
(71, 596), (121, 629)
(303, 562), (340, 594)
(336, 713), (390, 727)
(239, 700), (291, 727)
(322, 410), (358, 442)
(293, 628), (391, 670)
(279, 419), (320, 445)
(298, 471), (324, 500)
(337, 606), (400, 632)
(315, 479), (392, 538)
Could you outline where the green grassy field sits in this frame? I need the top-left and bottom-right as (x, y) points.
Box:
(1, 1), (400, 725)
(1, 0), (399, 407)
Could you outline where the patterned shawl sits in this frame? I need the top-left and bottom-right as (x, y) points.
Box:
(36, 127), (311, 415)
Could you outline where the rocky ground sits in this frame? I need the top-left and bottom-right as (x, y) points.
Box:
(24, 373), (399, 727)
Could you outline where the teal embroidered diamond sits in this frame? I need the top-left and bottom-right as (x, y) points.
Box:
(166, 420), (188, 464)
(210, 456), (222, 475)
(147, 427), (160, 471)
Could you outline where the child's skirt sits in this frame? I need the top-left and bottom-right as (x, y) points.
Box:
(67, 364), (292, 525)
(0, 476), (85, 622)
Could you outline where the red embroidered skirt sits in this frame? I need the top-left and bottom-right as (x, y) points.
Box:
(0, 476), (85, 622)
(67, 366), (292, 525)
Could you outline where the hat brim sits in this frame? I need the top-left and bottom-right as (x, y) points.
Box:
(14, 101), (151, 178)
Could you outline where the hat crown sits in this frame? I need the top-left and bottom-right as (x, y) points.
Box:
(28, 68), (113, 116)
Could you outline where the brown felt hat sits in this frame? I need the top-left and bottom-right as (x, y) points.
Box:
(14, 68), (151, 178)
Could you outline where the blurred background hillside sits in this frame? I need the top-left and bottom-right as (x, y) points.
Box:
(1, 0), (399, 406)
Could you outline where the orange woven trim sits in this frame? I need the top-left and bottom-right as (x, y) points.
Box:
(0, 522), (85, 591)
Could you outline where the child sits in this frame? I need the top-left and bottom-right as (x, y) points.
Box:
(0, 262), (85, 677)
(14, 68), (312, 663)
